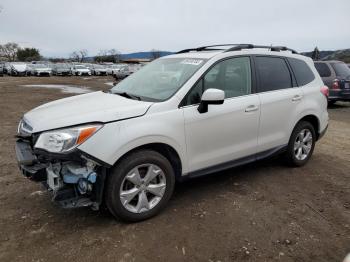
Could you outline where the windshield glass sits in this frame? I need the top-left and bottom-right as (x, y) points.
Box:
(111, 58), (206, 101)
(331, 62), (350, 78)
(56, 63), (69, 69)
(75, 65), (87, 69)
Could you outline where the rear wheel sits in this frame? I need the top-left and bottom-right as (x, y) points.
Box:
(106, 150), (175, 222)
(284, 121), (316, 167)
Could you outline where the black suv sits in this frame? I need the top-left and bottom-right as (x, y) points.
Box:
(314, 60), (350, 105)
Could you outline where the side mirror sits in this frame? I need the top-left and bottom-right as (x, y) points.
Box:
(197, 88), (225, 113)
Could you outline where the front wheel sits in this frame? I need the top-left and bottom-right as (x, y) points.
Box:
(284, 121), (316, 167)
(106, 150), (175, 222)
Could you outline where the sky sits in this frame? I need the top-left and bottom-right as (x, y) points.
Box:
(0, 0), (349, 57)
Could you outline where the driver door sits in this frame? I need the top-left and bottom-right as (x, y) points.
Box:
(182, 56), (260, 173)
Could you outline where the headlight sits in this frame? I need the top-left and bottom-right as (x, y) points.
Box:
(34, 124), (102, 153)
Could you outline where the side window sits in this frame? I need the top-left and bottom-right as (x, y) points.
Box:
(314, 63), (331, 77)
(184, 57), (252, 105)
(255, 56), (293, 92)
(288, 58), (315, 86)
(204, 57), (251, 99)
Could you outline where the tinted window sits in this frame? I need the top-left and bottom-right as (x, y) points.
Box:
(330, 62), (350, 78)
(314, 63), (331, 77)
(184, 57), (252, 105)
(255, 57), (292, 92)
(288, 58), (315, 86)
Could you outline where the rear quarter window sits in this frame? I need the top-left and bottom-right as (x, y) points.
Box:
(288, 58), (315, 86)
(255, 56), (293, 92)
(314, 63), (331, 77)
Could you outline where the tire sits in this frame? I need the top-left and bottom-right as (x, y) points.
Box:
(106, 150), (175, 222)
(284, 121), (316, 167)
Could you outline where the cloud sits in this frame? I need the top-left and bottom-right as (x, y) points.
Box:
(0, 0), (349, 57)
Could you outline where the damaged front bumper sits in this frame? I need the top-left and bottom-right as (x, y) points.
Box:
(15, 139), (108, 210)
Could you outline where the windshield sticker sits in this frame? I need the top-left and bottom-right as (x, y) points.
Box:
(181, 59), (203, 66)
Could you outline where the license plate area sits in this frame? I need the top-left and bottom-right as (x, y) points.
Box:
(47, 165), (62, 191)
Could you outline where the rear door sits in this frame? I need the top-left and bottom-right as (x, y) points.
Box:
(254, 56), (303, 153)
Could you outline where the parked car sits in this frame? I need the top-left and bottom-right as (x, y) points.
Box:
(52, 63), (72, 76)
(0, 63), (3, 77)
(113, 64), (142, 80)
(8, 62), (27, 76)
(15, 44), (328, 222)
(314, 60), (350, 105)
(26, 64), (52, 76)
(71, 64), (91, 76)
(90, 64), (108, 76)
(3, 62), (11, 75)
(106, 64), (126, 75)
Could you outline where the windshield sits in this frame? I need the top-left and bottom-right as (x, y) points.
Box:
(331, 62), (350, 78)
(75, 65), (87, 69)
(111, 58), (206, 101)
(56, 63), (69, 69)
(32, 64), (46, 68)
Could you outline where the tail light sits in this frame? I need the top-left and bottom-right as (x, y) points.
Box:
(332, 79), (339, 89)
(320, 86), (329, 98)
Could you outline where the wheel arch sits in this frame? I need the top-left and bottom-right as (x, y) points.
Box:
(293, 114), (320, 140)
(112, 142), (183, 181)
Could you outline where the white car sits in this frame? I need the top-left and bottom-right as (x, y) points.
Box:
(71, 64), (91, 76)
(107, 64), (128, 75)
(27, 64), (52, 76)
(90, 64), (108, 76)
(15, 44), (328, 222)
(8, 62), (27, 76)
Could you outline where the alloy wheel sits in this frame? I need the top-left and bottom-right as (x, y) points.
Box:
(119, 164), (166, 213)
(294, 129), (313, 161)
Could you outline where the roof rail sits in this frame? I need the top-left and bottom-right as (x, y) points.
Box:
(176, 44), (239, 54)
(224, 44), (298, 54)
(176, 44), (298, 54)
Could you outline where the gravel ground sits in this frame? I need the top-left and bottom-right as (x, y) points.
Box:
(0, 76), (349, 262)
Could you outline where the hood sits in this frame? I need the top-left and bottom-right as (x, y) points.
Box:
(23, 91), (153, 133)
(76, 68), (90, 72)
(12, 64), (27, 72)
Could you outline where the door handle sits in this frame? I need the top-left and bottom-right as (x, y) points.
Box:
(245, 105), (259, 112)
(292, 95), (303, 101)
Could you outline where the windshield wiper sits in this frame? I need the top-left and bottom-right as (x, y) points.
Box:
(113, 91), (141, 101)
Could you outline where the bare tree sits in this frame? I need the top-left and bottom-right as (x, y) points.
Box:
(108, 49), (121, 62)
(70, 49), (88, 62)
(78, 49), (88, 62)
(150, 49), (162, 60)
(0, 42), (20, 61)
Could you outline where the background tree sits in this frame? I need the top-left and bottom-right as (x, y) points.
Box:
(0, 42), (19, 61)
(70, 49), (88, 62)
(311, 47), (320, 60)
(150, 49), (161, 60)
(17, 47), (41, 61)
(94, 49), (121, 63)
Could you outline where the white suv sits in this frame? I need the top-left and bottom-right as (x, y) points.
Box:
(15, 44), (329, 222)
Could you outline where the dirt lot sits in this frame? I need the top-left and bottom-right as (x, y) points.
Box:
(0, 76), (349, 262)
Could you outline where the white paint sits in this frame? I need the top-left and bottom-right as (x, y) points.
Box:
(21, 84), (91, 94)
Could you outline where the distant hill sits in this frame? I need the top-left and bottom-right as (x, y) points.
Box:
(302, 48), (350, 63)
(120, 51), (173, 60)
(85, 51), (173, 62)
